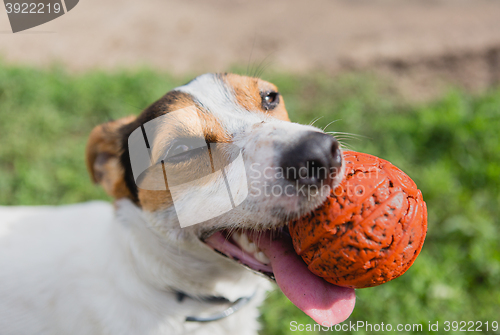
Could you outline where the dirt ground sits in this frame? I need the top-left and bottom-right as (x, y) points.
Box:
(1, 0), (500, 99)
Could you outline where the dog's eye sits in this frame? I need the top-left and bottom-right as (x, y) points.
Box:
(171, 144), (191, 156)
(261, 91), (280, 111)
(164, 139), (206, 164)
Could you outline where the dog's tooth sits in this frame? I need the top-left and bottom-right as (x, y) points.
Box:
(255, 251), (270, 264)
(232, 231), (241, 242)
(235, 233), (250, 252)
(246, 242), (257, 253)
(240, 233), (250, 247)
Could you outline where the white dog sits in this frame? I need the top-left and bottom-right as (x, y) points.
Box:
(0, 73), (355, 335)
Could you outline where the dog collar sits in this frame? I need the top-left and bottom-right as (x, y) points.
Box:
(179, 290), (256, 323)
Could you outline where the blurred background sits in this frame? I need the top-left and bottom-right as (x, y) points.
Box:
(0, 0), (499, 334)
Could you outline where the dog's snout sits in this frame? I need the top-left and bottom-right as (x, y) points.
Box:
(280, 132), (342, 186)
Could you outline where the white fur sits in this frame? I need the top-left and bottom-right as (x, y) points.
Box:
(0, 201), (268, 335)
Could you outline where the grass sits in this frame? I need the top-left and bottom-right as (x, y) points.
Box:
(0, 62), (499, 334)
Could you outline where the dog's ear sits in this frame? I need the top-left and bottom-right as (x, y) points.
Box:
(86, 116), (136, 199)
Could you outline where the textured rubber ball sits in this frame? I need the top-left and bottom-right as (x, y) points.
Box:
(289, 151), (428, 288)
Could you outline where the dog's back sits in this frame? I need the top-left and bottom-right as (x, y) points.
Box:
(0, 202), (117, 334)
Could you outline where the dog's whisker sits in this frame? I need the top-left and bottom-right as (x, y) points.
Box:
(327, 131), (364, 137)
(337, 140), (356, 151)
(258, 56), (274, 77)
(308, 116), (324, 126)
(124, 102), (146, 112)
(322, 119), (342, 132)
(225, 226), (241, 242)
(252, 51), (276, 78)
(246, 34), (257, 77)
(337, 142), (356, 151)
(334, 135), (362, 142)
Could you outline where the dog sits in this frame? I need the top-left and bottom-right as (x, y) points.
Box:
(0, 73), (355, 335)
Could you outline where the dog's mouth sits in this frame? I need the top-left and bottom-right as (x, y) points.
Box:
(203, 225), (356, 325)
(204, 229), (275, 278)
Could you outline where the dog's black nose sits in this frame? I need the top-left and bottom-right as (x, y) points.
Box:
(280, 132), (342, 186)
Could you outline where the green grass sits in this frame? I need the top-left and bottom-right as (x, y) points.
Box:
(0, 62), (499, 334)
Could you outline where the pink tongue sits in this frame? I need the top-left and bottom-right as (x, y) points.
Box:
(254, 231), (355, 325)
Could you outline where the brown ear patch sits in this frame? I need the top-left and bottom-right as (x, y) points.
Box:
(86, 116), (136, 199)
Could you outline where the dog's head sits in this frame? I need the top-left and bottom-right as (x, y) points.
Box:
(86, 73), (355, 324)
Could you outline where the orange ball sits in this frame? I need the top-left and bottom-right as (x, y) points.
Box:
(289, 151), (427, 288)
